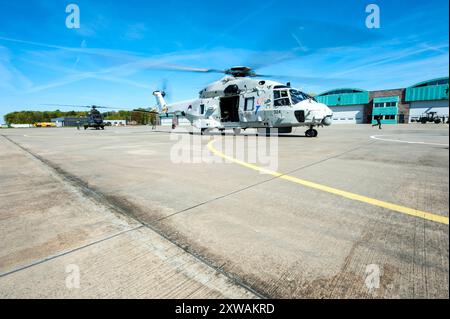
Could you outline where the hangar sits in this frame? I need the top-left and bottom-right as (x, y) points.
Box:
(316, 77), (449, 124)
(159, 113), (190, 127)
(368, 88), (410, 125)
(314, 89), (369, 124)
(405, 77), (449, 123)
(51, 117), (87, 127)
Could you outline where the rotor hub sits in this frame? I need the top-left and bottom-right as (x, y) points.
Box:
(224, 66), (256, 77)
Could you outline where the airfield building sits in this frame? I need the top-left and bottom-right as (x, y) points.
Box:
(159, 113), (190, 126)
(405, 77), (449, 123)
(104, 120), (127, 126)
(51, 117), (88, 127)
(314, 88), (369, 124)
(315, 77), (449, 124)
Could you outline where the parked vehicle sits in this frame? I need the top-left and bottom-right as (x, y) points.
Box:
(418, 112), (442, 124)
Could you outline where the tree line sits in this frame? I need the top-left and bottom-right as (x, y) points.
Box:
(4, 110), (156, 125)
(4, 110), (87, 124)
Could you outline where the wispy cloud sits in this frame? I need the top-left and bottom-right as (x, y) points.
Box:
(0, 16), (448, 101)
(329, 42), (449, 77)
(0, 36), (146, 60)
(0, 36), (212, 93)
(121, 23), (148, 40)
(0, 45), (33, 92)
(74, 14), (109, 38)
(10, 41), (237, 93)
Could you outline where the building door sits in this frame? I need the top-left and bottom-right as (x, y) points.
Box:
(409, 100), (449, 122)
(330, 105), (364, 124)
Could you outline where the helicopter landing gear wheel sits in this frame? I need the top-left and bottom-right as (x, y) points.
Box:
(220, 129), (225, 136)
(200, 128), (207, 135)
(233, 128), (241, 135)
(305, 128), (318, 137)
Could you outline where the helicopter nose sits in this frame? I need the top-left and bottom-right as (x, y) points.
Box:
(320, 104), (333, 115)
(318, 103), (333, 126)
(322, 116), (333, 126)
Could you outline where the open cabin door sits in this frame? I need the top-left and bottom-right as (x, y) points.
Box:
(220, 84), (241, 123)
(220, 96), (240, 123)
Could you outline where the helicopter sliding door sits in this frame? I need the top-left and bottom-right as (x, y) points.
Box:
(220, 96), (240, 123)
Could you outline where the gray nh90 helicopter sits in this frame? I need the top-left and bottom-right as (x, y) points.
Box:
(153, 66), (333, 137)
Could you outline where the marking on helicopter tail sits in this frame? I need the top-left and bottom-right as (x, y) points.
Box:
(255, 105), (261, 114)
(207, 139), (449, 225)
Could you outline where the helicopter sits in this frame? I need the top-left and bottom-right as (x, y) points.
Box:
(41, 104), (108, 129)
(153, 66), (333, 137)
(42, 104), (158, 130)
(83, 106), (105, 130)
(43, 66), (333, 137)
(35, 17), (385, 137)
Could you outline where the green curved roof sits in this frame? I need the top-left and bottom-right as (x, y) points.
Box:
(405, 77), (449, 101)
(408, 77), (449, 88)
(315, 88), (370, 106)
(316, 88), (368, 96)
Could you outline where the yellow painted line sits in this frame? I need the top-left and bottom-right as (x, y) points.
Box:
(207, 139), (449, 225)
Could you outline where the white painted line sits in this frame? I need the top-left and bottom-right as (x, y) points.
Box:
(370, 135), (449, 146)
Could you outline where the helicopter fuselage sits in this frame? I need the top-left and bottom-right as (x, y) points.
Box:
(83, 107), (105, 130)
(155, 76), (333, 135)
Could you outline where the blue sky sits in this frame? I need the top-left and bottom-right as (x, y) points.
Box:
(0, 0), (448, 123)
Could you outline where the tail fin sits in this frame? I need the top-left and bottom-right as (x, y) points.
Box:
(153, 91), (168, 113)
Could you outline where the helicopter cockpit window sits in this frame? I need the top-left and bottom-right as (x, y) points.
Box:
(290, 89), (315, 105)
(274, 89), (290, 106)
(274, 98), (290, 106)
(274, 91), (280, 99)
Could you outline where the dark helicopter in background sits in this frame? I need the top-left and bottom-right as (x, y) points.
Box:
(43, 104), (109, 130)
(84, 106), (105, 130)
(42, 104), (158, 130)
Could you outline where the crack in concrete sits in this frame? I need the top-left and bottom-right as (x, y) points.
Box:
(0, 134), (266, 299)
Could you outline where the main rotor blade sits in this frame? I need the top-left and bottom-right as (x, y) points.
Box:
(41, 103), (92, 108)
(145, 64), (225, 75)
(253, 73), (348, 85)
(41, 104), (158, 112)
(41, 103), (117, 109)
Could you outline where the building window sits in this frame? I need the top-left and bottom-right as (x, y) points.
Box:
(374, 101), (398, 107)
